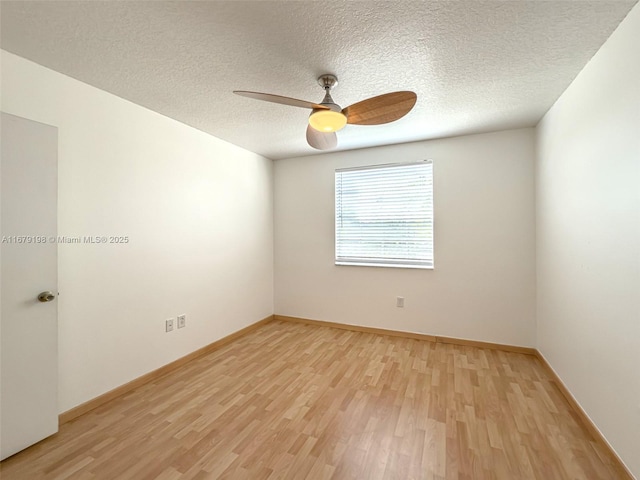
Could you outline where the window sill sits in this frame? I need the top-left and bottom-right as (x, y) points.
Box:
(335, 261), (433, 270)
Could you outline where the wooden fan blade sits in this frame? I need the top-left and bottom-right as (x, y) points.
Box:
(306, 125), (337, 150)
(234, 91), (329, 110)
(342, 91), (417, 125)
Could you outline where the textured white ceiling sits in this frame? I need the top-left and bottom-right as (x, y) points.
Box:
(1, 1), (636, 159)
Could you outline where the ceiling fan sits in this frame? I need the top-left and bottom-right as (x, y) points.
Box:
(234, 74), (417, 150)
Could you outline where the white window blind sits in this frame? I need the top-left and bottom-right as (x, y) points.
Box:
(335, 161), (433, 269)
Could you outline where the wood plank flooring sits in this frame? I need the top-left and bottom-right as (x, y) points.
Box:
(0, 320), (625, 479)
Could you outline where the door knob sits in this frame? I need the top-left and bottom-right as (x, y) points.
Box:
(37, 291), (56, 303)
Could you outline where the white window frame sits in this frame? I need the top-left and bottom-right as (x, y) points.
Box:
(335, 160), (434, 269)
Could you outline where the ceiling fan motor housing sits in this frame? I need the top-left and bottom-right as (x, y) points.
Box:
(316, 74), (342, 112)
(308, 74), (347, 132)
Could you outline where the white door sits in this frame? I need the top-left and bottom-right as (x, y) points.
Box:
(1, 113), (58, 460)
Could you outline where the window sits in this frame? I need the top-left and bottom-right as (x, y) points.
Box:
(335, 161), (433, 269)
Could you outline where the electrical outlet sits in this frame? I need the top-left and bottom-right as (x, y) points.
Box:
(396, 296), (405, 308)
(165, 318), (174, 332)
(177, 314), (186, 329)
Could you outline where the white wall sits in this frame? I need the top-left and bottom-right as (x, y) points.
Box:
(275, 128), (536, 346)
(536, 4), (640, 477)
(1, 51), (274, 412)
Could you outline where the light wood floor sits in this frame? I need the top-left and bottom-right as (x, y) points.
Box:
(0, 320), (625, 479)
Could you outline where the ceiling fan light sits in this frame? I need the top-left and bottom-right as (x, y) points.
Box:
(309, 110), (347, 132)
